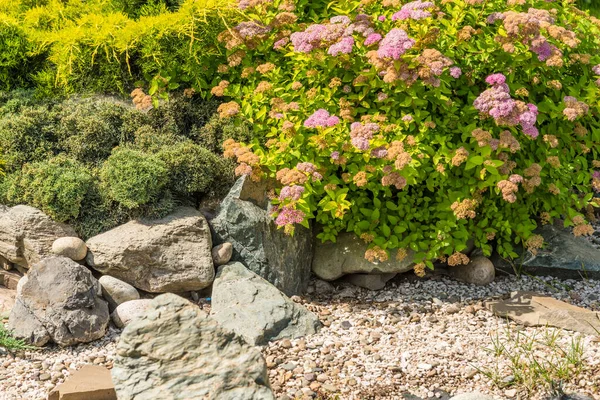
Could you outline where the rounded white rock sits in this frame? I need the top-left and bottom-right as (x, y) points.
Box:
(51, 237), (88, 261)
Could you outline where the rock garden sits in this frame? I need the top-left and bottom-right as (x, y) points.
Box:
(1, 0), (600, 399)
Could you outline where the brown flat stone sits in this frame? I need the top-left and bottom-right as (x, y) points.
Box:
(486, 291), (600, 335)
(0, 286), (16, 319)
(47, 365), (116, 400)
(0, 269), (22, 290)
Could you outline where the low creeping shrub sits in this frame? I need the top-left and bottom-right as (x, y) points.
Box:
(216, 0), (600, 270)
(0, 92), (251, 237)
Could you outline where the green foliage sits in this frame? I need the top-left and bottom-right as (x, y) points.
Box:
(0, 105), (59, 172)
(55, 97), (135, 164)
(156, 141), (234, 196)
(216, 0), (600, 266)
(0, 0), (238, 96)
(100, 147), (168, 208)
(3, 155), (94, 221)
(0, 91), (250, 237)
(0, 321), (33, 350)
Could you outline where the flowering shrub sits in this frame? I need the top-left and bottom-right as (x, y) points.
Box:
(215, 0), (600, 269)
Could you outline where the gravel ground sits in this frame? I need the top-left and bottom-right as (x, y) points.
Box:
(2, 275), (600, 400)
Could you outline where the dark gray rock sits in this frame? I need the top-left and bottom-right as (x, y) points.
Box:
(345, 273), (397, 290)
(8, 256), (109, 347)
(447, 257), (495, 285)
(210, 177), (313, 296)
(210, 262), (320, 346)
(112, 293), (274, 400)
(0, 206), (78, 269)
(86, 207), (214, 293)
(492, 221), (600, 278)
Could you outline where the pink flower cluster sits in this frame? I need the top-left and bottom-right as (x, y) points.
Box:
(593, 65), (600, 75)
(487, 12), (505, 24)
(563, 96), (589, 121)
(290, 14), (377, 56)
(449, 66), (462, 78)
(304, 109), (340, 128)
(392, 1), (434, 21)
(350, 122), (379, 151)
(275, 206), (305, 226)
(297, 162), (322, 180)
(377, 28), (415, 60)
(364, 33), (382, 46)
(474, 73), (539, 138)
(235, 21), (271, 39)
(279, 185), (305, 201)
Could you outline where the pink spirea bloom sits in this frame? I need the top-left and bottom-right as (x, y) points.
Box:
(330, 15), (351, 25)
(475, 73), (539, 137)
(350, 122), (379, 151)
(593, 65), (600, 75)
(371, 146), (388, 158)
(377, 28), (415, 60)
(391, 1), (434, 21)
(509, 174), (523, 184)
(487, 12), (505, 23)
(275, 207), (305, 226)
(594, 171), (600, 179)
(273, 38), (289, 50)
(377, 92), (388, 101)
(449, 66), (462, 78)
(378, 15), (386, 22)
(290, 24), (328, 53)
(485, 73), (506, 86)
(364, 33), (382, 46)
(402, 114), (414, 122)
(304, 109), (340, 128)
(235, 21), (271, 39)
(530, 38), (555, 61)
(330, 151), (340, 160)
(328, 36), (354, 56)
(297, 162), (317, 174)
(279, 185), (305, 201)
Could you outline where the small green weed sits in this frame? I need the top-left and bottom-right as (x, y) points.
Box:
(477, 323), (586, 395)
(0, 321), (33, 351)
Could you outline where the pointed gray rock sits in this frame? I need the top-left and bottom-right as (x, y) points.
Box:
(210, 262), (320, 346)
(210, 177), (313, 296)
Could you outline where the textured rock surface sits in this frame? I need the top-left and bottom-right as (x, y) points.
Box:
(0, 286), (15, 319)
(111, 299), (153, 329)
(345, 273), (397, 290)
(520, 221), (600, 272)
(48, 365), (116, 400)
(210, 177), (313, 296)
(86, 207), (214, 293)
(447, 257), (495, 285)
(0, 269), (21, 290)
(212, 242), (233, 266)
(99, 275), (139, 310)
(51, 237), (88, 261)
(313, 232), (415, 281)
(486, 291), (600, 335)
(0, 205), (77, 269)
(112, 293), (274, 400)
(210, 262), (320, 346)
(8, 256), (109, 346)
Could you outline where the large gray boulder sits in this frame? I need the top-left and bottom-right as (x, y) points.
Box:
(210, 177), (313, 296)
(112, 293), (274, 400)
(86, 207), (214, 293)
(492, 221), (600, 278)
(520, 221), (600, 273)
(313, 232), (415, 281)
(210, 262), (320, 346)
(8, 256), (109, 347)
(0, 205), (78, 269)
